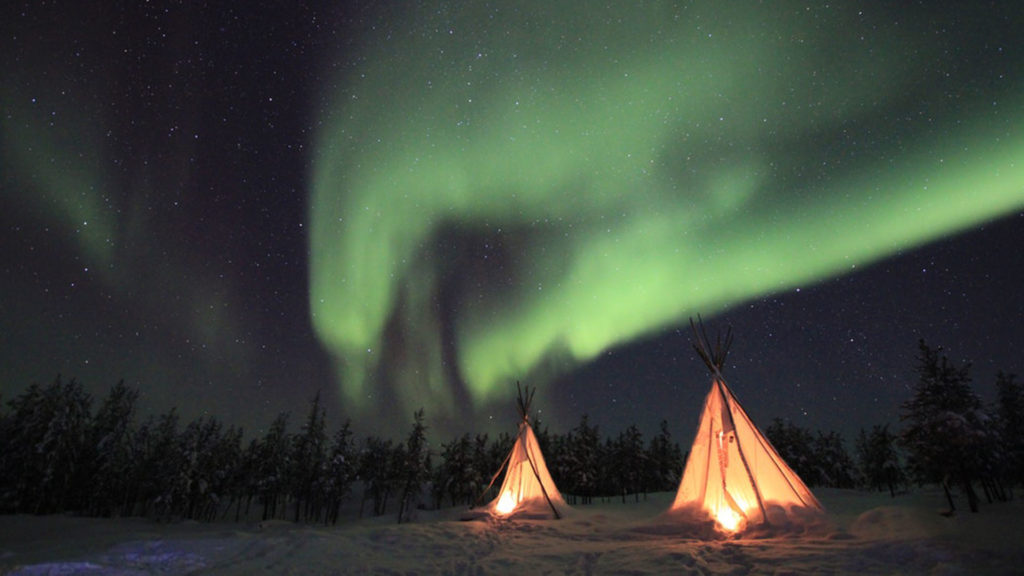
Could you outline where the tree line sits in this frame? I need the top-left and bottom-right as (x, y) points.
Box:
(764, 339), (1024, 513)
(0, 377), (682, 523)
(1, 339), (1021, 522)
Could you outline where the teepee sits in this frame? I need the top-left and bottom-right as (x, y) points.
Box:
(475, 383), (567, 519)
(671, 319), (823, 532)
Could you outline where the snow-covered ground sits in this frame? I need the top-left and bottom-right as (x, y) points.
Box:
(2, 488), (1021, 575)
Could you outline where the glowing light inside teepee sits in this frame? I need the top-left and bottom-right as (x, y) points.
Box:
(495, 491), (517, 515)
(711, 431), (747, 532)
(714, 505), (744, 533)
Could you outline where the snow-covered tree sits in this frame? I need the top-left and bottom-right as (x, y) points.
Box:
(762, 421), (856, 489)
(1, 382), (47, 511)
(0, 393), (11, 511)
(323, 420), (357, 524)
(434, 433), (474, 507)
(564, 414), (601, 504)
(856, 424), (905, 497)
(397, 409), (429, 523)
(254, 412), (292, 520)
(485, 432), (512, 485)
(765, 418), (819, 486)
(291, 392), (328, 522)
(234, 439), (262, 521)
(610, 425), (647, 502)
(359, 435), (395, 517)
(900, 340), (990, 512)
(994, 372), (1024, 493)
(83, 380), (139, 517)
(32, 377), (93, 514)
(646, 420), (683, 492)
(136, 408), (183, 519)
(176, 416), (230, 520)
(813, 430), (857, 489)
(471, 433), (502, 505)
(204, 424), (243, 521)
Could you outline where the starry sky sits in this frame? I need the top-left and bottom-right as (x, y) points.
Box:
(2, 2), (1022, 443)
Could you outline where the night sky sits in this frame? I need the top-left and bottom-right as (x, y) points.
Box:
(2, 2), (1022, 444)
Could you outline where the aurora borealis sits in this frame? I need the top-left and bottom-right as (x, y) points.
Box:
(310, 3), (1024, 419)
(3, 2), (1023, 440)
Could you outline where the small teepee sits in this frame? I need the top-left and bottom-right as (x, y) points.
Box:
(670, 319), (823, 533)
(475, 383), (567, 519)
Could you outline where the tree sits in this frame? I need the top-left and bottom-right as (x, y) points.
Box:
(610, 425), (647, 502)
(900, 340), (990, 512)
(647, 419), (684, 492)
(994, 372), (1024, 493)
(323, 420), (357, 524)
(855, 424), (905, 497)
(205, 424), (244, 521)
(32, 377), (93, 514)
(136, 408), (183, 519)
(235, 439), (262, 521)
(765, 418), (819, 486)
(360, 436), (395, 517)
(1, 382), (48, 512)
(564, 414), (601, 504)
(812, 430), (857, 489)
(177, 416), (231, 520)
(397, 409), (429, 523)
(291, 392), (328, 522)
(82, 380), (139, 517)
(0, 393), (12, 512)
(472, 433), (500, 505)
(254, 412), (292, 520)
(435, 433), (474, 508)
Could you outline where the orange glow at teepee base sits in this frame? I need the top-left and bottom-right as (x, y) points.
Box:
(709, 429), (749, 533)
(495, 491), (517, 515)
(713, 505), (745, 533)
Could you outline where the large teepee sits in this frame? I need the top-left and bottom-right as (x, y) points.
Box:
(671, 319), (823, 532)
(475, 383), (567, 519)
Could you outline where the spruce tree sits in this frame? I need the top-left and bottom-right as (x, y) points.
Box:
(360, 436), (394, 517)
(139, 408), (183, 519)
(765, 418), (819, 486)
(324, 420), (357, 524)
(569, 414), (601, 504)
(612, 425), (646, 501)
(647, 419), (683, 492)
(813, 430), (856, 489)
(84, 380), (139, 516)
(35, 377), (93, 514)
(397, 409), (429, 523)
(291, 392), (327, 522)
(994, 372), (1024, 493)
(255, 412), (291, 520)
(900, 340), (988, 512)
(855, 424), (905, 497)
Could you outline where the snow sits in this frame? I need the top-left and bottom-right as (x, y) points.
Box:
(2, 489), (1022, 575)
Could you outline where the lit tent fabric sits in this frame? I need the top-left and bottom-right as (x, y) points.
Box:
(671, 321), (823, 533)
(472, 384), (567, 519)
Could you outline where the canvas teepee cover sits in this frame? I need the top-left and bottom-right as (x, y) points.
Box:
(671, 321), (822, 532)
(478, 384), (567, 518)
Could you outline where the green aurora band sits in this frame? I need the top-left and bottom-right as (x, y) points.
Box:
(310, 3), (1024, 417)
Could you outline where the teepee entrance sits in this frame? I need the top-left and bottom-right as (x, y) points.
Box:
(671, 319), (822, 532)
(475, 383), (567, 519)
